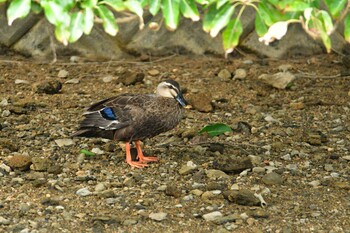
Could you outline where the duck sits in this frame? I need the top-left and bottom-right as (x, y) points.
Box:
(72, 80), (189, 168)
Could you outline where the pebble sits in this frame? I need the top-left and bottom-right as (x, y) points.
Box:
(76, 187), (92, 196)
(189, 93), (213, 112)
(65, 78), (80, 84)
(191, 189), (203, 196)
(34, 80), (62, 94)
(15, 79), (30, 84)
(281, 154), (292, 161)
(95, 183), (106, 192)
(6, 155), (32, 171)
(58, 69), (69, 78)
(148, 69), (160, 76)
(119, 71), (144, 85)
(258, 72), (296, 89)
(55, 139), (75, 147)
(165, 185), (181, 198)
(324, 164), (333, 172)
(179, 161), (197, 175)
(308, 180), (320, 188)
(218, 69), (231, 80)
(149, 212), (167, 221)
(223, 190), (260, 206)
(230, 184), (239, 190)
(213, 157), (253, 174)
(1, 110), (10, 117)
(342, 156), (350, 161)
(102, 75), (115, 83)
(183, 194), (194, 201)
(0, 98), (8, 106)
(0, 216), (10, 225)
(202, 211), (223, 221)
(0, 163), (11, 173)
(91, 147), (104, 155)
(206, 169), (230, 180)
(252, 167), (265, 174)
(123, 219), (138, 225)
(31, 157), (51, 172)
(233, 68), (247, 79)
(278, 64), (292, 72)
(262, 172), (283, 185)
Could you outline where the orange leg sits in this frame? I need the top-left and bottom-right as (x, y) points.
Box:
(135, 140), (158, 163)
(125, 142), (148, 168)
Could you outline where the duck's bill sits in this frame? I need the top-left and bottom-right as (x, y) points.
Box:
(175, 93), (189, 107)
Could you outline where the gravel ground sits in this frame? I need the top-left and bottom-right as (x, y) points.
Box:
(0, 54), (350, 233)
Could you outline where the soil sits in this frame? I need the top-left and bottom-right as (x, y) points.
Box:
(0, 53), (349, 233)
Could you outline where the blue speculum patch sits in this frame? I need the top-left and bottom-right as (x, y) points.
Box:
(101, 107), (117, 120)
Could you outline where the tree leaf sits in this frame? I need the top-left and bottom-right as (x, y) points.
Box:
(199, 123), (232, 137)
(208, 3), (235, 37)
(31, 1), (42, 14)
(344, 14), (350, 42)
(255, 11), (268, 37)
(81, 0), (98, 8)
(180, 0), (200, 21)
(101, 0), (125, 11)
(222, 18), (242, 54)
(55, 24), (70, 45)
(149, 0), (161, 15)
(7, 0), (31, 26)
(80, 149), (95, 157)
(324, 0), (347, 18)
(203, 4), (217, 32)
(216, 0), (228, 9)
(82, 7), (94, 34)
(124, 0), (144, 29)
(41, 1), (71, 27)
(96, 5), (119, 36)
(161, 0), (180, 31)
(69, 11), (84, 43)
(284, 1), (310, 12)
(320, 10), (333, 34)
(55, 0), (75, 11)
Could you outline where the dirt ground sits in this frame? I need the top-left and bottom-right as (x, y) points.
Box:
(0, 53), (349, 233)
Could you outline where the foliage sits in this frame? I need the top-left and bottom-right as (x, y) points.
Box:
(1, 0), (350, 55)
(199, 123), (232, 137)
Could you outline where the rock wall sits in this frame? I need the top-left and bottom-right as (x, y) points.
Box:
(0, 5), (349, 60)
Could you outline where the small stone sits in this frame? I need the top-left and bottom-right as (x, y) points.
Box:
(230, 184), (239, 190)
(324, 164), (333, 172)
(213, 213), (240, 224)
(0, 163), (11, 173)
(252, 167), (265, 174)
(76, 187), (92, 196)
(342, 156), (350, 161)
(165, 185), (181, 198)
(281, 154), (292, 161)
(223, 190), (261, 206)
(262, 172), (283, 185)
(218, 69), (232, 80)
(123, 219), (138, 225)
(202, 211), (223, 221)
(0, 98), (8, 106)
(248, 209), (269, 219)
(189, 92), (213, 112)
(0, 216), (10, 225)
(179, 161), (197, 175)
(6, 155), (32, 171)
(70, 56), (81, 63)
(149, 212), (167, 221)
(290, 102), (305, 110)
(213, 157), (253, 174)
(206, 169), (230, 180)
(15, 79), (30, 84)
(91, 147), (104, 155)
(148, 69), (160, 76)
(258, 72), (296, 89)
(95, 183), (106, 192)
(191, 189), (203, 196)
(308, 180), (321, 188)
(233, 68), (247, 80)
(120, 71), (144, 85)
(55, 139), (75, 147)
(58, 69), (69, 78)
(102, 75), (115, 83)
(34, 80), (62, 94)
(278, 64), (292, 72)
(65, 78), (80, 84)
(31, 157), (51, 172)
(183, 194), (194, 201)
(1, 110), (10, 117)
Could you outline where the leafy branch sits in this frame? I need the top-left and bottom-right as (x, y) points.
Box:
(1, 0), (350, 55)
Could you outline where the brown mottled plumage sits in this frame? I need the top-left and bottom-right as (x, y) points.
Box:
(72, 80), (188, 168)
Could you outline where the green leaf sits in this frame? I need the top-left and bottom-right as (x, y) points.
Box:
(81, 0), (98, 8)
(41, 1), (71, 27)
(180, 0), (200, 21)
(216, 0), (228, 9)
(149, 0), (161, 15)
(257, 2), (285, 26)
(255, 11), (268, 37)
(161, 0), (180, 31)
(208, 3), (235, 37)
(199, 123), (233, 137)
(80, 149), (95, 157)
(82, 8), (94, 34)
(203, 4), (217, 32)
(56, 0), (75, 11)
(31, 2), (42, 14)
(284, 1), (310, 12)
(69, 11), (84, 43)
(124, 0), (144, 29)
(101, 0), (125, 11)
(324, 0), (347, 18)
(55, 24), (70, 45)
(96, 5), (119, 36)
(320, 10), (333, 34)
(0, 0), (7, 2)
(7, 0), (31, 26)
(344, 14), (350, 42)
(222, 18), (242, 54)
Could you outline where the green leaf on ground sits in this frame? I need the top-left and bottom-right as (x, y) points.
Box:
(7, 0), (31, 26)
(199, 123), (233, 137)
(80, 149), (95, 157)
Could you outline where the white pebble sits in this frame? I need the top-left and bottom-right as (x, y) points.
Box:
(202, 211), (223, 221)
(76, 187), (92, 196)
(149, 212), (167, 221)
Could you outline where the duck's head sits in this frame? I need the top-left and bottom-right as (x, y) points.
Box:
(157, 80), (189, 108)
